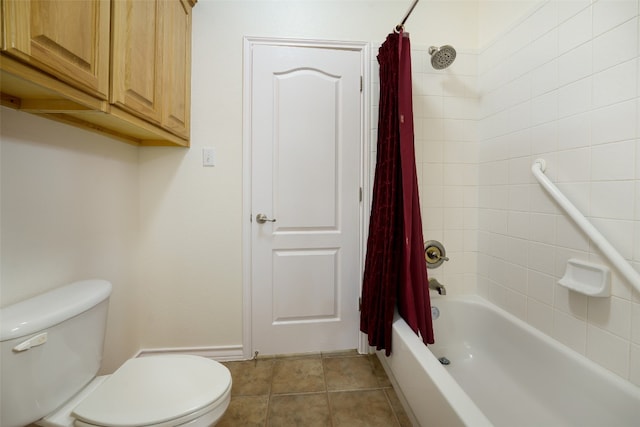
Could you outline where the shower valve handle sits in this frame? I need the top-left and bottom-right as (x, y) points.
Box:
(426, 247), (449, 262)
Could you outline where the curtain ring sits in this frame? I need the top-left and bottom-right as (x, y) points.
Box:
(394, 24), (404, 33)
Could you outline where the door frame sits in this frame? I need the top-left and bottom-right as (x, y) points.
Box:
(242, 36), (371, 359)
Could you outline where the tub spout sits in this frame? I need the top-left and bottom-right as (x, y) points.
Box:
(429, 278), (447, 295)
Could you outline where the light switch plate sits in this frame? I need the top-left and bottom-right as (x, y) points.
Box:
(203, 147), (216, 167)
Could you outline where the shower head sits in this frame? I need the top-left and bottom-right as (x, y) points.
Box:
(428, 45), (456, 70)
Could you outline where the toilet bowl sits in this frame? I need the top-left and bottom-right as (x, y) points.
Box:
(41, 355), (232, 427)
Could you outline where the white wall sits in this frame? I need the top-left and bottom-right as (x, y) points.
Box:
(478, 0), (538, 46)
(0, 108), (140, 373)
(477, 0), (640, 385)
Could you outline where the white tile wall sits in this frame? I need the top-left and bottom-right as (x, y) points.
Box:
(588, 296), (632, 338)
(630, 344), (640, 383)
(592, 0), (639, 36)
(558, 7), (592, 54)
(556, 215), (591, 251)
(591, 140), (636, 180)
(587, 324), (630, 378)
(559, 42), (593, 85)
(553, 309), (588, 353)
(477, 0), (640, 386)
(593, 60), (637, 107)
(412, 48), (480, 294)
(557, 112), (590, 150)
(557, 0), (590, 24)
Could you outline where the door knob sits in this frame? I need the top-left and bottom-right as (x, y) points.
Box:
(256, 213), (276, 224)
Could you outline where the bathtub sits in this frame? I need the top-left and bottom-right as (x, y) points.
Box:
(377, 295), (640, 427)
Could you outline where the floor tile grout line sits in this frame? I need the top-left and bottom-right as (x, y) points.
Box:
(241, 384), (395, 398)
(321, 355), (329, 394)
(327, 385), (395, 393)
(320, 358), (336, 427)
(264, 357), (275, 427)
(382, 387), (403, 427)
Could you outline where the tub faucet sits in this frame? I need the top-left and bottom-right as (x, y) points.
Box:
(429, 278), (446, 295)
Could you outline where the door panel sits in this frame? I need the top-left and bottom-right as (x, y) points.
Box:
(275, 69), (339, 229)
(273, 249), (338, 322)
(249, 42), (363, 355)
(161, 0), (192, 138)
(111, 0), (162, 123)
(2, 0), (110, 99)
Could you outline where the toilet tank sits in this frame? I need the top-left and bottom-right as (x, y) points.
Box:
(0, 280), (112, 427)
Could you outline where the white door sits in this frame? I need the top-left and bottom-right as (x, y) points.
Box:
(246, 39), (364, 355)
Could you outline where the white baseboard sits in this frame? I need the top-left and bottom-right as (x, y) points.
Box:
(134, 345), (245, 361)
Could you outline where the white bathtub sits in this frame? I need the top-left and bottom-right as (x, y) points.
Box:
(378, 295), (640, 427)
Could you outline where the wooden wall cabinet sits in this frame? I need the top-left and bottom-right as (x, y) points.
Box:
(0, 0), (195, 147)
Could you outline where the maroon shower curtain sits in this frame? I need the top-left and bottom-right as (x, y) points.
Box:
(360, 31), (434, 355)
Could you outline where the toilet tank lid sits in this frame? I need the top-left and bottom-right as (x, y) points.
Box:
(0, 280), (112, 341)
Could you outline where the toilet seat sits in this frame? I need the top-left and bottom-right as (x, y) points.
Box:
(72, 355), (232, 427)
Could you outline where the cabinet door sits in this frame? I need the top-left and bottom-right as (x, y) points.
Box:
(110, 0), (163, 124)
(2, 0), (110, 99)
(161, 0), (192, 139)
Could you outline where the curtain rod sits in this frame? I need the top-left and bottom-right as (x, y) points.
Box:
(395, 0), (419, 32)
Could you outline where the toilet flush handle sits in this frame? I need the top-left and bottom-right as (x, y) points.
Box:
(13, 332), (48, 352)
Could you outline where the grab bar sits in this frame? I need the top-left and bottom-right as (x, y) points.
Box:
(531, 159), (640, 293)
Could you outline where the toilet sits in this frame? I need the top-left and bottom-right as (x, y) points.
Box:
(0, 280), (232, 427)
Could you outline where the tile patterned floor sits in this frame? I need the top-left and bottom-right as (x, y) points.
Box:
(218, 351), (413, 427)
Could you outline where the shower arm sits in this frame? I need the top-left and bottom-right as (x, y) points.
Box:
(395, 0), (419, 32)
